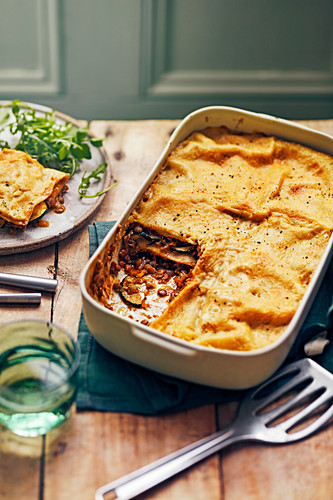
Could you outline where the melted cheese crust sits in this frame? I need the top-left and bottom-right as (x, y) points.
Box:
(127, 128), (333, 350)
(0, 148), (70, 226)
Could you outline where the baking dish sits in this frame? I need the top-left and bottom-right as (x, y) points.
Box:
(80, 106), (333, 389)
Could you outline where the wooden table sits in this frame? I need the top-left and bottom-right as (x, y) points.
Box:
(1, 118), (333, 500)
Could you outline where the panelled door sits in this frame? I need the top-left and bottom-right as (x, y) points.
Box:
(0, 0), (332, 120)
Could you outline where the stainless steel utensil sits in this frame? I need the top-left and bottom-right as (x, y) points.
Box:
(0, 293), (41, 304)
(0, 272), (57, 292)
(95, 358), (333, 500)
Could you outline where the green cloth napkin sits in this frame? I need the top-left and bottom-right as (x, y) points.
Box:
(76, 221), (333, 415)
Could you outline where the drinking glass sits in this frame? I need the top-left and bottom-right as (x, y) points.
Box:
(0, 319), (80, 437)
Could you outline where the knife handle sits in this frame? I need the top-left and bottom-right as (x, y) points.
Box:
(0, 272), (57, 292)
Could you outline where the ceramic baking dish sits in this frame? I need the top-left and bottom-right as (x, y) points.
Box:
(80, 106), (333, 390)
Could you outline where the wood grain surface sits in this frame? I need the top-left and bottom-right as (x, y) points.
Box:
(0, 119), (333, 500)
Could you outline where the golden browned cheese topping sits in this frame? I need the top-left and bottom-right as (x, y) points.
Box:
(0, 148), (70, 226)
(92, 127), (333, 351)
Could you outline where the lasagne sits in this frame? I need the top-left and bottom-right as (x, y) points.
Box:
(0, 148), (69, 229)
(88, 127), (333, 351)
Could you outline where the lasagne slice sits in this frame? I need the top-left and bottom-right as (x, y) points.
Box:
(0, 148), (69, 227)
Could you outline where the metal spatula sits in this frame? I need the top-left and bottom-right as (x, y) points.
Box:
(95, 358), (333, 500)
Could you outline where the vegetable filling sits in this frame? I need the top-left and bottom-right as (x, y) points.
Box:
(107, 225), (198, 324)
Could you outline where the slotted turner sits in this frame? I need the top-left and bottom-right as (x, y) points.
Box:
(95, 358), (333, 500)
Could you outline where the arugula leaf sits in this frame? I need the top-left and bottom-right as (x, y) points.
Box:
(0, 109), (10, 126)
(0, 100), (114, 197)
(78, 162), (119, 198)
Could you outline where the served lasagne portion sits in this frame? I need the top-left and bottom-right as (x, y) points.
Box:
(0, 148), (69, 230)
(89, 127), (333, 351)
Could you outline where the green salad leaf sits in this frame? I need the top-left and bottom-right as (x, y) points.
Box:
(78, 163), (119, 198)
(0, 100), (116, 197)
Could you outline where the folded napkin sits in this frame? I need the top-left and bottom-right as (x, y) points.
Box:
(76, 221), (333, 415)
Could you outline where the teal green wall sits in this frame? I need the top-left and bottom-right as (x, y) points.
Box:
(0, 0), (332, 121)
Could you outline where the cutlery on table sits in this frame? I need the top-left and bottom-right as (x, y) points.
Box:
(0, 272), (57, 292)
(0, 293), (41, 304)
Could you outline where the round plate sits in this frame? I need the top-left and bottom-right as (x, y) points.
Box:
(0, 101), (112, 256)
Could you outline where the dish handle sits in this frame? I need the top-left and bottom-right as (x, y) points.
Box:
(130, 326), (197, 357)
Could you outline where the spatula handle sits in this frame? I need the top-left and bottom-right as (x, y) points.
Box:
(95, 427), (246, 500)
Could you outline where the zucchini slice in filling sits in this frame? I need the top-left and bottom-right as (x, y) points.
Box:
(119, 275), (143, 308)
(126, 227), (197, 266)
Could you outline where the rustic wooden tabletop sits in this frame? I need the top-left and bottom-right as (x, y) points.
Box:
(0, 118), (333, 500)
